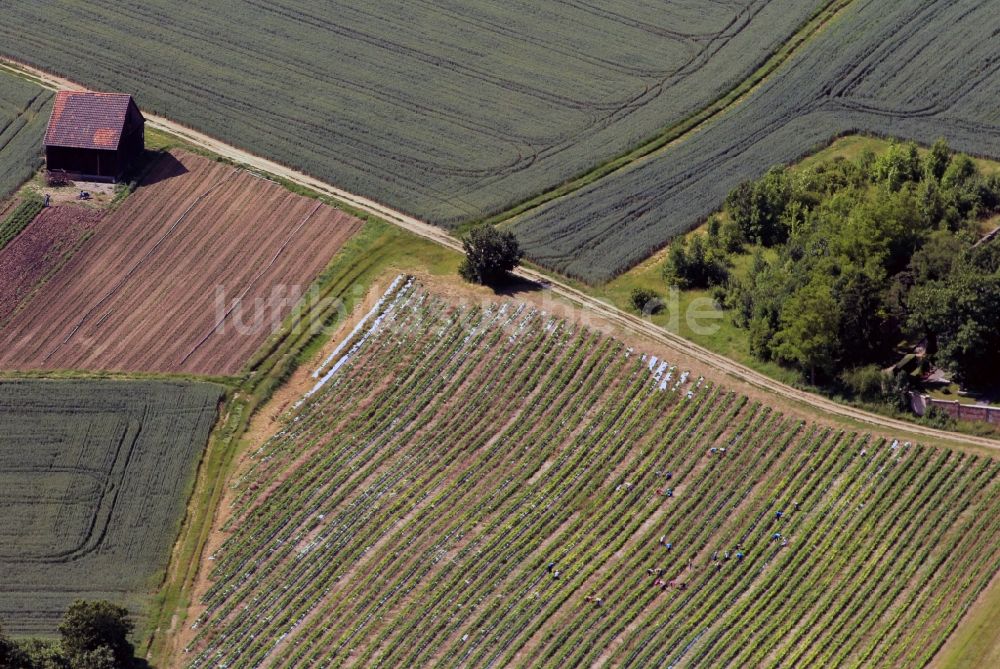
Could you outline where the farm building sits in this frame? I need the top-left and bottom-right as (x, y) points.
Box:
(44, 91), (144, 182)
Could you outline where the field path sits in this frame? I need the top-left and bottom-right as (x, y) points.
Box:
(4, 59), (999, 452)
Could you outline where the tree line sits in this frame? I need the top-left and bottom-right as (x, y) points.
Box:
(1, 600), (138, 669)
(660, 139), (1000, 402)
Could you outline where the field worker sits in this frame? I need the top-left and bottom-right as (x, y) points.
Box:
(547, 562), (555, 573)
(775, 511), (783, 520)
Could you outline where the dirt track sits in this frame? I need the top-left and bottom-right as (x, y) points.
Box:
(5, 59), (999, 451)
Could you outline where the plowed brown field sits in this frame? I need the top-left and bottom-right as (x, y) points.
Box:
(0, 205), (102, 323)
(0, 150), (362, 375)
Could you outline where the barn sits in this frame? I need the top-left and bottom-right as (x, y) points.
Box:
(44, 91), (145, 183)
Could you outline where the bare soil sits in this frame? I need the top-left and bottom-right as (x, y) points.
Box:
(40, 180), (115, 208)
(0, 205), (102, 323)
(0, 197), (17, 220)
(0, 150), (362, 375)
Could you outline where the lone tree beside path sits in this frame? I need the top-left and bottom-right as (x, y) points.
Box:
(459, 224), (523, 286)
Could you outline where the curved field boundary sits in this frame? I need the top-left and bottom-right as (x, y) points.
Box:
(0, 379), (221, 636)
(482, 0), (854, 228)
(9, 60), (995, 454)
(512, 0), (1000, 281)
(0, 1), (831, 225)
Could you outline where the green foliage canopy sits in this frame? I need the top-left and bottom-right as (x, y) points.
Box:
(714, 139), (1000, 390)
(59, 600), (134, 668)
(459, 225), (523, 285)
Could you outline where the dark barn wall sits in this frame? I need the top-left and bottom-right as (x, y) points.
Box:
(119, 125), (144, 168)
(46, 145), (120, 181)
(119, 101), (145, 175)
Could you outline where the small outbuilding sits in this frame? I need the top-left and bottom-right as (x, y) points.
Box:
(44, 91), (145, 183)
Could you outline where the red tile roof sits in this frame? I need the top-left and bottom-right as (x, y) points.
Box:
(44, 91), (137, 150)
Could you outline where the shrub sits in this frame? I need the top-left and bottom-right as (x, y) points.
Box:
(630, 287), (663, 315)
(921, 405), (956, 430)
(840, 365), (888, 403)
(662, 235), (729, 289)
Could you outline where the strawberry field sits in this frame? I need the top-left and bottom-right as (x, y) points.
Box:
(0, 380), (221, 635)
(186, 280), (1000, 667)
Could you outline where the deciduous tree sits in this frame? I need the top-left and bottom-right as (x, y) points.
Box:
(59, 600), (133, 669)
(459, 225), (523, 285)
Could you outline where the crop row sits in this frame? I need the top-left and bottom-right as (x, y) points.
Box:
(515, 0), (1000, 281)
(0, 69), (51, 201)
(0, 1), (827, 227)
(186, 283), (1000, 667)
(0, 379), (221, 635)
